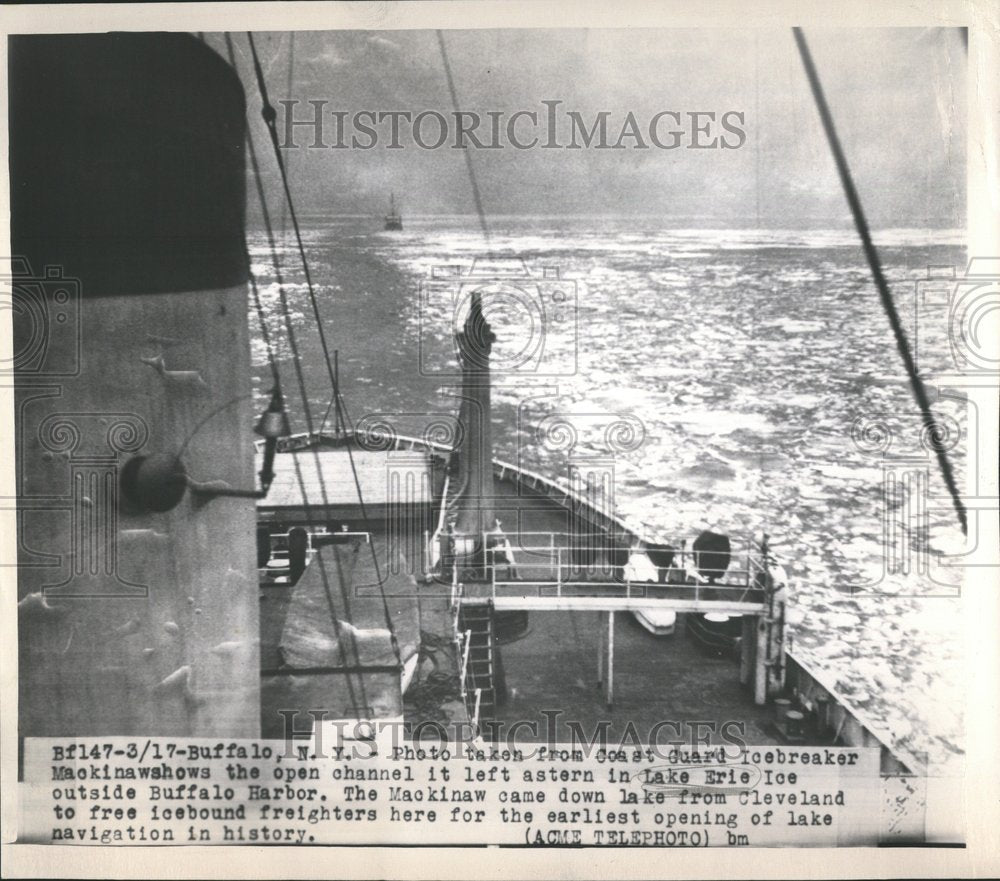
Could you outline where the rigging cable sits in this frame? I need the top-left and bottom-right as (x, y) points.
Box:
(225, 35), (371, 713)
(246, 32), (401, 664)
(278, 32), (295, 241)
(228, 32), (366, 674)
(436, 30), (493, 254)
(792, 27), (968, 536)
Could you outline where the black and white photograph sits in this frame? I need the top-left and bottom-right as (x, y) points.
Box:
(2, 2), (998, 878)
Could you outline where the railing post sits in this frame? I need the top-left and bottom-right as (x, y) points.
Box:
(754, 616), (768, 705)
(549, 532), (556, 588)
(489, 538), (496, 593)
(740, 615), (754, 685)
(605, 611), (615, 707)
(596, 625), (604, 687)
(557, 546), (562, 597)
(460, 630), (471, 700)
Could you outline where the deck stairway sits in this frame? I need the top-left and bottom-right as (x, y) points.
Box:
(457, 602), (498, 727)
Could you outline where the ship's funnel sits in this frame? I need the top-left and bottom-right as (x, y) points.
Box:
(11, 34), (260, 738)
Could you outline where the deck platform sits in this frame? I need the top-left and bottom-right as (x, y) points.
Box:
(460, 578), (766, 614)
(492, 610), (785, 747)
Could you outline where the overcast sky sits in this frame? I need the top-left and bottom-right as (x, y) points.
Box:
(217, 28), (966, 228)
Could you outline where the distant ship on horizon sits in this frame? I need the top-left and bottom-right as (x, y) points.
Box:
(384, 192), (403, 230)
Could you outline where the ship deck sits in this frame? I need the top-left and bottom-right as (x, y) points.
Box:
(256, 436), (802, 749)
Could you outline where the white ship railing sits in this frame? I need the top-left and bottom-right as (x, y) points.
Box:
(258, 529), (372, 584)
(427, 470), (450, 572)
(476, 530), (770, 605)
(471, 688), (482, 732)
(453, 618), (483, 736)
(459, 630), (471, 698)
(450, 563), (462, 615)
(448, 565), (486, 738)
